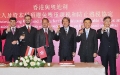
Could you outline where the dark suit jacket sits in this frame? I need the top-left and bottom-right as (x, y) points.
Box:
(36, 28), (55, 56)
(1, 28), (20, 56)
(19, 26), (37, 56)
(97, 28), (119, 57)
(0, 31), (2, 52)
(55, 26), (77, 57)
(76, 28), (98, 56)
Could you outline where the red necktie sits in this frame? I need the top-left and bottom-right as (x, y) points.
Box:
(44, 29), (49, 47)
(28, 26), (30, 33)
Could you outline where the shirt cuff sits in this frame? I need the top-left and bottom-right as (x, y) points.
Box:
(6, 31), (8, 34)
(78, 34), (81, 36)
(17, 41), (19, 45)
(101, 30), (104, 34)
(19, 39), (22, 42)
(50, 30), (53, 32)
(57, 33), (59, 35)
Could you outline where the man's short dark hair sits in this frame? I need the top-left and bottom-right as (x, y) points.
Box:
(9, 17), (17, 22)
(83, 18), (92, 23)
(42, 18), (49, 23)
(62, 17), (70, 24)
(103, 16), (111, 21)
(24, 14), (32, 19)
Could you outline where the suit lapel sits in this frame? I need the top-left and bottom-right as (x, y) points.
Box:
(82, 29), (86, 40)
(87, 28), (92, 40)
(24, 25), (33, 34)
(102, 29), (109, 38)
(48, 29), (51, 43)
(13, 28), (19, 39)
(9, 31), (13, 36)
(62, 26), (71, 38)
(9, 28), (13, 35)
(41, 28), (45, 38)
(9, 30), (13, 35)
(82, 28), (91, 41)
(42, 28), (50, 45)
(30, 26), (33, 33)
(9, 28), (18, 40)
(61, 27), (66, 38)
(67, 27), (71, 37)
(40, 29), (45, 45)
(108, 28), (112, 39)
(14, 28), (18, 35)
(23, 26), (29, 33)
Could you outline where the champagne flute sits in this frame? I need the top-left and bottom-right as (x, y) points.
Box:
(57, 22), (61, 33)
(21, 32), (25, 42)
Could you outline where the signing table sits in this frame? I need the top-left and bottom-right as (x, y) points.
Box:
(0, 63), (105, 75)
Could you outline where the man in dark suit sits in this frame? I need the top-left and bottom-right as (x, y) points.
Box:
(0, 31), (2, 56)
(97, 16), (119, 75)
(36, 18), (55, 63)
(76, 18), (98, 62)
(1, 17), (20, 62)
(19, 15), (37, 57)
(55, 17), (76, 61)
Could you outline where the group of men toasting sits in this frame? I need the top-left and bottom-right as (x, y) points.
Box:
(0, 15), (119, 75)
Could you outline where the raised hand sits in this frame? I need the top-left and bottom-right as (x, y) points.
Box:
(56, 25), (60, 34)
(6, 25), (11, 32)
(48, 23), (54, 32)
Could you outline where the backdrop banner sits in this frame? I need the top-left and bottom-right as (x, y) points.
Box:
(0, 0), (120, 74)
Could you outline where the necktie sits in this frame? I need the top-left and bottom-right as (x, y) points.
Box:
(28, 26), (30, 33)
(44, 28), (49, 47)
(65, 28), (67, 35)
(12, 28), (15, 35)
(45, 28), (48, 33)
(86, 29), (89, 39)
(107, 29), (109, 37)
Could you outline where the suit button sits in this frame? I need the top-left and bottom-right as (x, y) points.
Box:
(109, 46), (110, 47)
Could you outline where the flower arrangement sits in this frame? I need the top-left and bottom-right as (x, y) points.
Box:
(9, 55), (46, 68)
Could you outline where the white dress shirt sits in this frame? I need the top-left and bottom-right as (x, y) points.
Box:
(43, 28), (48, 33)
(26, 25), (31, 29)
(11, 27), (16, 32)
(6, 26), (16, 34)
(78, 28), (90, 36)
(85, 28), (90, 39)
(64, 26), (69, 34)
(85, 28), (90, 33)
(101, 27), (110, 35)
